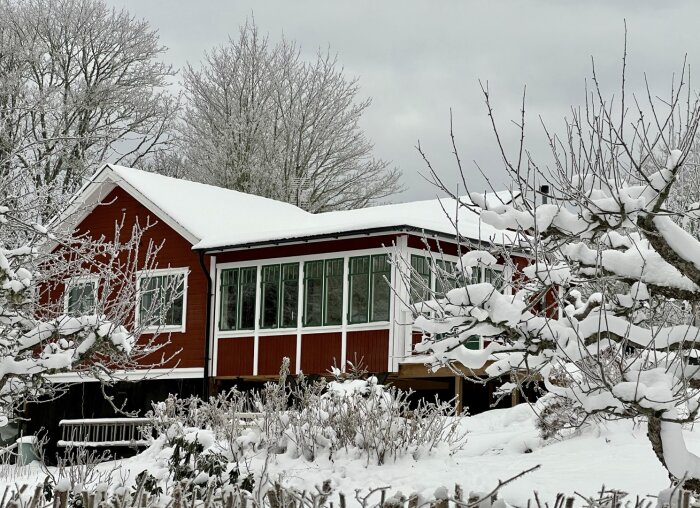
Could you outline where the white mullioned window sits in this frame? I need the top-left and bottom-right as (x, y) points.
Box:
(137, 267), (188, 332)
(64, 275), (99, 316)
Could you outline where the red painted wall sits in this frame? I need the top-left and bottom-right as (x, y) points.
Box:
(301, 333), (342, 374)
(217, 337), (254, 376)
(215, 235), (400, 263)
(346, 329), (389, 372)
(43, 186), (209, 369)
(257, 335), (297, 376)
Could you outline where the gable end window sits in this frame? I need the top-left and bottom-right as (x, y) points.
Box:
(65, 277), (98, 316)
(349, 254), (391, 324)
(138, 269), (187, 331)
(219, 266), (257, 331)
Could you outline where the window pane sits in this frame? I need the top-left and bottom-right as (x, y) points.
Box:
(466, 335), (480, 350)
(471, 267), (482, 284)
(324, 258), (344, 325)
(349, 257), (370, 324)
(239, 267), (257, 329)
(220, 269), (239, 331)
(371, 255), (391, 322)
(304, 261), (324, 326)
(166, 274), (185, 326)
(67, 281), (95, 316)
(280, 263), (299, 328)
(139, 274), (185, 328)
(484, 267), (504, 290)
(261, 265), (280, 328)
(410, 255), (431, 303)
(139, 276), (159, 326)
(435, 260), (456, 296)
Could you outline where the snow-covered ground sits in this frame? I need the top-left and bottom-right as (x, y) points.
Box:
(11, 403), (690, 506)
(235, 404), (677, 504)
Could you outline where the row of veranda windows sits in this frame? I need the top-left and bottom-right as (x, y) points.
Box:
(218, 254), (392, 331)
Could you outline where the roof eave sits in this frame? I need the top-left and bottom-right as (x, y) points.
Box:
(194, 225), (517, 254)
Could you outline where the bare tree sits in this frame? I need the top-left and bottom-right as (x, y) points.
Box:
(412, 52), (700, 490)
(0, 0), (178, 219)
(174, 19), (402, 212)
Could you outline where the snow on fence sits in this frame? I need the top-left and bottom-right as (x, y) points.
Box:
(57, 418), (152, 448)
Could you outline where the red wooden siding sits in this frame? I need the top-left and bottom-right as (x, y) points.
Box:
(300, 333), (342, 374)
(44, 186), (208, 369)
(217, 337), (254, 376)
(257, 335), (297, 375)
(346, 329), (389, 372)
(407, 235), (462, 256)
(215, 235), (400, 263)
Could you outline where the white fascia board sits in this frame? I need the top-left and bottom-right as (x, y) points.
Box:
(47, 164), (201, 249)
(46, 367), (204, 384)
(103, 165), (200, 245)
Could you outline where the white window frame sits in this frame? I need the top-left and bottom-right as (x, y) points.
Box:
(63, 275), (99, 315)
(136, 267), (189, 334)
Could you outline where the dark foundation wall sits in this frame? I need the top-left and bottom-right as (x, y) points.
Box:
(22, 378), (203, 461)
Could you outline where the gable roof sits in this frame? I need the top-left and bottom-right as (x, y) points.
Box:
(57, 164), (517, 251)
(54, 164), (313, 245)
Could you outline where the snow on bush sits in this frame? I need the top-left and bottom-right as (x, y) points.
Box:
(411, 56), (700, 491)
(141, 361), (466, 500)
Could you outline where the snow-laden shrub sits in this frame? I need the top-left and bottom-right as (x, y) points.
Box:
(535, 393), (589, 440)
(146, 361), (467, 471)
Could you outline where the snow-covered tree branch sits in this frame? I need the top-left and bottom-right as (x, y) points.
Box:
(0, 202), (178, 426)
(413, 54), (700, 489)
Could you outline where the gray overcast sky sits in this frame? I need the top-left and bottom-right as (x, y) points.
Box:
(107, 0), (700, 203)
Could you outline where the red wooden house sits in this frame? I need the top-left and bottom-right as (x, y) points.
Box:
(30, 164), (524, 433)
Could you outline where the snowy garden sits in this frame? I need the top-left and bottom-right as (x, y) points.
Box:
(5, 0), (700, 507)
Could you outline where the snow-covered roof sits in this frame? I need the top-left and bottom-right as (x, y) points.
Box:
(195, 193), (516, 250)
(106, 165), (312, 245)
(63, 165), (516, 250)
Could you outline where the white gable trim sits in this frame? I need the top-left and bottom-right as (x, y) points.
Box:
(50, 164), (201, 247)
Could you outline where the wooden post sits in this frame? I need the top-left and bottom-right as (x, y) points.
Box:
(454, 376), (463, 414)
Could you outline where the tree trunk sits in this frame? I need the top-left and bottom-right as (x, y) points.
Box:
(648, 414), (700, 493)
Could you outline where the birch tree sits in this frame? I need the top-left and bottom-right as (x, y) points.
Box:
(175, 20), (402, 212)
(413, 55), (700, 490)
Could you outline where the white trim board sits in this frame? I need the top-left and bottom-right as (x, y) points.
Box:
(47, 367), (204, 384)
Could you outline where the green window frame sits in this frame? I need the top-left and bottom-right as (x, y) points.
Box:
(260, 263), (300, 329)
(410, 255), (431, 303)
(139, 272), (186, 328)
(219, 266), (257, 331)
(349, 254), (391, 324)
(303, 258), (344, 326)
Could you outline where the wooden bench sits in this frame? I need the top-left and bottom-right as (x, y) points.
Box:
(57, 418), (151, 448)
